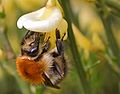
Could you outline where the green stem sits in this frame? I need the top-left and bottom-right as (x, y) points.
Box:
(66, 0), (80, 31)
(60, 0), (81, 31)
(59, 0), (92, 94)
(105, 54), (120, 80)
(105, 0), (120, 18)
(100, 14), (120, 66)
(111, 10), (120, 18)
(105, 0), (120, 12)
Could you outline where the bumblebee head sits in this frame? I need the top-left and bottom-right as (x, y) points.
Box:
(21, 31), (41, 57)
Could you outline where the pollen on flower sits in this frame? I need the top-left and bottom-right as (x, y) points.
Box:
(16, 56), (49, 85)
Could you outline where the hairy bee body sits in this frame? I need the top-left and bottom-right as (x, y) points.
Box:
(16, 30), (67, 88)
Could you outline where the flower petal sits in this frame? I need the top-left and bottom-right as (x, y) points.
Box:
(17, 7), (62, 32)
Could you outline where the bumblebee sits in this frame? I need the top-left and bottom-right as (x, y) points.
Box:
(16, 29), (67, 88)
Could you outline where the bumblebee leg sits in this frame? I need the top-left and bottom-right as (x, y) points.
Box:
(55, 29), (66, 55)
(55, 29), (67, 75)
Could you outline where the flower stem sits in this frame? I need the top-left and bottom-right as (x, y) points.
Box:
(100, 14), (120, 66)
(59, 0), (92, 94)
(105, 0), (120, 12)
(105, 54), (120, 80)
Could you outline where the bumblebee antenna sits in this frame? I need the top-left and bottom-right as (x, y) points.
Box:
(55, 29), (64, 55)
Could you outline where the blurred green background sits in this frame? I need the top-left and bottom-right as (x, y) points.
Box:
(0, 0), (120, 94)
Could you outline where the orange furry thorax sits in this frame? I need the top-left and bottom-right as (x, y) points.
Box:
(16, 56), (48, 85)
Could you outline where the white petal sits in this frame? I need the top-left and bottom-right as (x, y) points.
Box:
(17, 7), (46, 29)
(17, 7), (62, 32)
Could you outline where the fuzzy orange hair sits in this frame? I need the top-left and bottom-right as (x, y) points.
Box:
(16, 56), (49, 85)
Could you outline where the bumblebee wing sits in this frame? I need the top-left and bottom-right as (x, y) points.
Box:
(43, 72), (60, 89)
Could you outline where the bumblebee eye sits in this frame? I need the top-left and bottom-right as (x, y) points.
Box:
(30, 47), (37, 53)
(21, 46), (39, 57)
(28, 47), (39, 57)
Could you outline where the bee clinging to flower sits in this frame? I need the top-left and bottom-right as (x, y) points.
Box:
(16, 29), (67, 88)
(16, 0), (68, 88)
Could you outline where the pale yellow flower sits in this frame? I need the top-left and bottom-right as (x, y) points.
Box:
(17, 0), (67, 33)
(17, 0), (68, 49)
